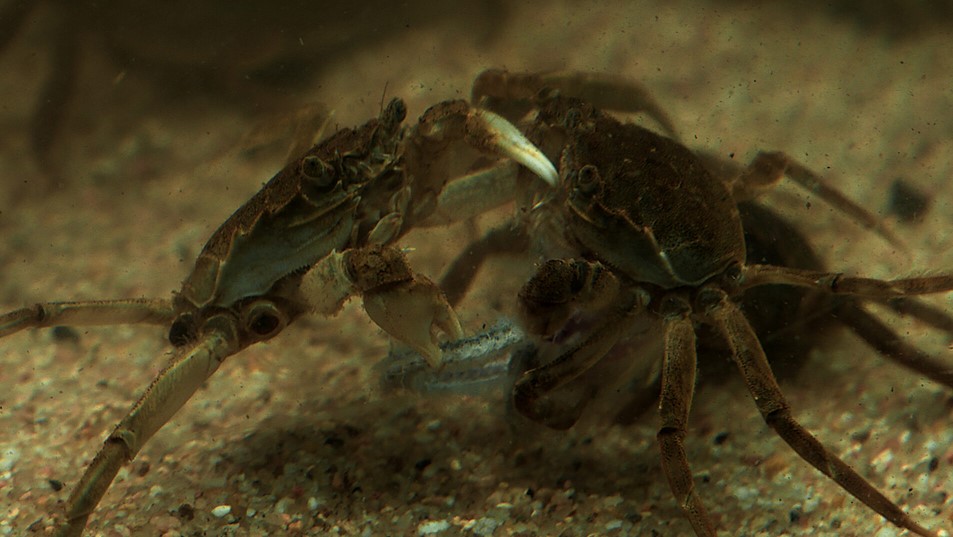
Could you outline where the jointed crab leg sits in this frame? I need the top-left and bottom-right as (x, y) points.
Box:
(56, 314), (241, 537)
(729, 151), (904, 247)
(657, 301), (714, 537)
(740, 264), (953, 297)
(702, 288), (938, 537)
(0, 298), (174, 338)
(418, 162), (522, 227)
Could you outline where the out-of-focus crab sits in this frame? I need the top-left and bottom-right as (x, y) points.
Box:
(386, 70), (953, 537)
(0, 90), (556, 536)
(0, 0), (505, 181)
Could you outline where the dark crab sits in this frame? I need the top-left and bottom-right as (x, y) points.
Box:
(417, 70), (953, 537)
(0, 0), (505, 182)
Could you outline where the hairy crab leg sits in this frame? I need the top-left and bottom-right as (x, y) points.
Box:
(656, 298), (715, 537)
(702, 287), (938, 537)
(417, 161), (522, 227)
(740, 264), (953, 297)
(737, 262), (953, 386)
(0, 299), (174, 337)
(55, 314), (241, 537)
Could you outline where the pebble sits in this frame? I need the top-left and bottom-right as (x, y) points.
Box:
(211, 505), (232, 518)
(466, 517), (501, 537)
(417, 519), (451, 535)
(275, 496), (294, 514)
(871, 448), (894, 473)
(874, 527), (899, 537)
(0, 448), (20, 472)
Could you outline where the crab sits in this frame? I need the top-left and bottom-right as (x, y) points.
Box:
(0, 92), (559, 536)
(410, 70), (953, 537)
(384, 200), (953, 416)
(0, 0), (506, 183)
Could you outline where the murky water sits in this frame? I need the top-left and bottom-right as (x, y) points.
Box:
(1, 2), (952, 535)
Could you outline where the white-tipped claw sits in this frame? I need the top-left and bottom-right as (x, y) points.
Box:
(470, 109), (559, 186)
(362, 276), (463, 369)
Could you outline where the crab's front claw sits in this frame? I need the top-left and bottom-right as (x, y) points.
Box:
(300, 245), (462, 367)
(363, 274), (463, 368)
(466, 108), (558, 186)
(416, 100), (558, 187)
(347, 245), (462, 367)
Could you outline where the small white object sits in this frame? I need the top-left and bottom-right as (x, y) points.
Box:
(417, 519), (451, 535)
(0, 448), (20, 472)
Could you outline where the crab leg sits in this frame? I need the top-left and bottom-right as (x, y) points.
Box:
(55, 314), (241, 537)
(0, 298), (174, 338)
(657, 298), (715, 537)
(740, 264), (953, 297)
(731, 151), (905, 247)
(438, 222), (530, 306)
(834, 301), (953, 388)
(418, 161), (522, 227)
(703, 287), (938, 537)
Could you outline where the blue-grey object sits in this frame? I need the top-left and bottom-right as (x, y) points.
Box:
(378, 319), (533, 396)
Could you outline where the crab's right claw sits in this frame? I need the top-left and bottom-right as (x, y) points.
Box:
(302, 245), (463, 368)
(467, 109), (558, 186)
(363, 274), (463, 369)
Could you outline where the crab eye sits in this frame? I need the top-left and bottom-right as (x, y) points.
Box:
(301, 156), (337, 191)
(241, 300), (288, 340)
(168, 313), (197, 346)
(380, 98), (407, 132)
(575, 164), (601, 196)
(562, 107), (583, 130)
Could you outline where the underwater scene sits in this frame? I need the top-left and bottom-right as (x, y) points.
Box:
(1, 1), (952, 535)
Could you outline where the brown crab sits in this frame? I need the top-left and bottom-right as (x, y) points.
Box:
(459, 70), (953, 537)
(0, 91), (557, 535)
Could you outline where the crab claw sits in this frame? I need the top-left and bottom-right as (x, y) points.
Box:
(302, 245), (463, 368)
(468, 108), (559, 186)
(363, 275), (463, 368)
